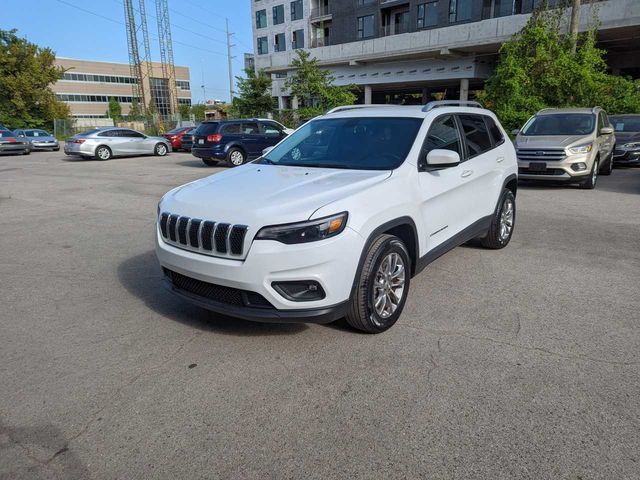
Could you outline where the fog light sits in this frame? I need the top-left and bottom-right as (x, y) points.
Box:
(272, 281), (326, 302)
(571, 162), (587, 172)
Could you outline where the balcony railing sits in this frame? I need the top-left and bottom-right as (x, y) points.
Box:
(311, 37), (330, 48)
(310, 5), (331, 19)
(380, 20), (410, 37)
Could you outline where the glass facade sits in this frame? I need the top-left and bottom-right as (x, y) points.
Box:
(150, 77), (171, 117)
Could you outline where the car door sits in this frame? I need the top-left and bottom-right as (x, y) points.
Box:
(121, 129), (149, 154)
(454, 114), (504, 226)
(240, 122), (263, 158)
(417, 114), (473, 250)
(598, 111), (614, 158)
(97, 129), (126, 155)
(260, 121), (287, 148)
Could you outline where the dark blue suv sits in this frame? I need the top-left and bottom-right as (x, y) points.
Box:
(191, 119), (288, 167)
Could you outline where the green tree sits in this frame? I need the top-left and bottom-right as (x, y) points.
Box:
(285, 50), (357, 117)
(232, 68), (275, 117)
(128, 99), (143, 120)
(478, 6), (640, 131)
(190, 103), (206, 121)
(178, 103), (191, 119)
(0, 29), (69, 128)
(107, 97), (122, 121)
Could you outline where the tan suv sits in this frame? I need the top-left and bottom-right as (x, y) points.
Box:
(514, 107), (615, 189)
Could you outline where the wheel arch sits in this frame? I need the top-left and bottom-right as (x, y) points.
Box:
(503, 173), (518, 197)
(224, 142), (247, 156)
(95, 144), (112, 158)
(352, 217), (420, 295)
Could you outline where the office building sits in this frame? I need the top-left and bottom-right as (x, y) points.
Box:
(250, 0), (640, 107)
(52, 58), (192, 118)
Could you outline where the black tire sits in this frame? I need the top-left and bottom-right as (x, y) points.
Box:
(54, 147), (60, 151)
(579, 158), (599, 189)
(345, 234), (411, 334)
(95, 145), (112, 161)
(22, 149), (30, 155)
(202, 158), (218, 166)
(154, 142), (168, 156)
(227, 147), (246, 167)
(481, 189), (516, 249)
(600, 152), (613, 176)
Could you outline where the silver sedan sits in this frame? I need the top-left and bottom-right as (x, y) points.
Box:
(64, 127), (172, 160)
(13, 129), (60, 151)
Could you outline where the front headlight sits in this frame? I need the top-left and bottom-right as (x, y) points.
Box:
(256, 212), (348, 244)
(622, 142), (640, 150)
(568, 143), (593, 155)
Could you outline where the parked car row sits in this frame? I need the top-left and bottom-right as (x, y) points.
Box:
(0, 125), (58, 155)
(513, 108), (640, 189)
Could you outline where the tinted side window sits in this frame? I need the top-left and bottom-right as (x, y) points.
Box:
(194, 123), (219, 136)
(242, 122), (259, 135)
(221, 123), (242, 135)
(262, 122), (282, 135)
(458, 114), (493, 158)
(421, 114), (463, 159)
(122, 130), (144, 138)
(484, 116), (504, 146)
(98, 130), (119, 137)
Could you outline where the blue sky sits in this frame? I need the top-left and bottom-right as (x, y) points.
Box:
(0, 0), (254, 103)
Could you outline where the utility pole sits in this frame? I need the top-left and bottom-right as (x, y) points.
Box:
(569, 0), (581, 54)
(226, 18), (236, 103)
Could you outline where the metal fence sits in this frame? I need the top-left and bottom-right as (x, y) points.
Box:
(53, 114), (195, 139)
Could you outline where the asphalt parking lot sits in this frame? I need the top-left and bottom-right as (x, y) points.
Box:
(1, 150), (639, 479)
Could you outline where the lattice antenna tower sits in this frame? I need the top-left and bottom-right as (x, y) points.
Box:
(155, 0), (178, 116)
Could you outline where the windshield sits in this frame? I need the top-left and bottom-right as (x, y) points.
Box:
(610, 116), (640, 133)
(26, 130), (50, 137)
(521, 114), (595, 136)
(261, 117), (423, 170)
(194, 123), (219, 135)
(0, 129), (14, 137)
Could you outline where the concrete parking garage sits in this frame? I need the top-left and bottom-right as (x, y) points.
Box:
(1, 151), (639, 479)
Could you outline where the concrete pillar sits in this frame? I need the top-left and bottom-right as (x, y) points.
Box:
(277, 96), (285, 110)
(364, 85), (372, 105)
(292, 96), (299, 110)
(421, 88), (430, 104)
(459, 78), (469, 102)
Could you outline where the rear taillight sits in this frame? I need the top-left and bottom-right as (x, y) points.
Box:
(207, 134), (222, 143)
(73, 139), (85, 144)
(7, 138), (16, 143)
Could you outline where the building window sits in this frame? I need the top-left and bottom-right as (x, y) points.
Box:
(292, 29), (304, 49)
(176, 80), (190, 90)
(274, 32), (286, 52)
(357, 0), (376, 5)
(273, 4), (285, 25)
(357, 15), (375, 39)
(177, 98), (192, 105)
(257, 36), (268, 55)
(291, 0), (303, 20)
(256, 9), (267, 28)
(417, 1), (438, 28)
(449, 0), (472, 23)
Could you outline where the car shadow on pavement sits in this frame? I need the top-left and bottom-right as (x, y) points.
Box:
(117, 251), (308, 336)
(175, 160), (224, 169)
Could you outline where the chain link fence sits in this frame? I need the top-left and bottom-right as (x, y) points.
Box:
(53, 114), (195, 140)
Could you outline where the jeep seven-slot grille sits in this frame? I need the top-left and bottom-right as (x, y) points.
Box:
(159, 212), (248, 256)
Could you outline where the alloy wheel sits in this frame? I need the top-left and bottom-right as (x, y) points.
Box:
(372, 252), (406, 322)
(230, 150), (244, 166)
(499, 197), (514, 242)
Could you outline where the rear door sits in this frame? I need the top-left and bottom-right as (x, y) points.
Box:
(455, 114), (504, 226)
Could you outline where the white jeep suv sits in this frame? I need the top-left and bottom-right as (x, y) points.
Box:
(156, 102), (518, 333)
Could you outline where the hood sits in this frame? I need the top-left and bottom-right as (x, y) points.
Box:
(515, 135), (592, 149)
(614, 131), (640, 144)
(160, 163), (392, 228)
(30, 136), (56, 141)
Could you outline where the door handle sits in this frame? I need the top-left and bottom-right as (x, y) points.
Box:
(497, 156), (504, 163)
(461, 170), (474, 178)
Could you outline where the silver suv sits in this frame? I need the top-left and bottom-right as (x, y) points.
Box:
(514, 107), (615, 189)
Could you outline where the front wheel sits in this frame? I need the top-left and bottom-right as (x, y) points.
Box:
(600, 153), (613, 176)
(481, 189), (516, 249)
(346, 234), (411, 333)
(154, 143), (168, 156)
(579, 158), (598, 189)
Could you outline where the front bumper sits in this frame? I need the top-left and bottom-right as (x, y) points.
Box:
(613, 149), (640, 166)
(0, 143), (29, 154)
(518, 153), (593, 182)
(30, 141), (59, 150)
(155, 226), (364, 322)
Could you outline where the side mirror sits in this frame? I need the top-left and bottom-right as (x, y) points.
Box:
(600, 126), (613, 135)
(511, 129), (520, 136)
(420, 149), (461, 171)
(262, 146), (274, 156)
